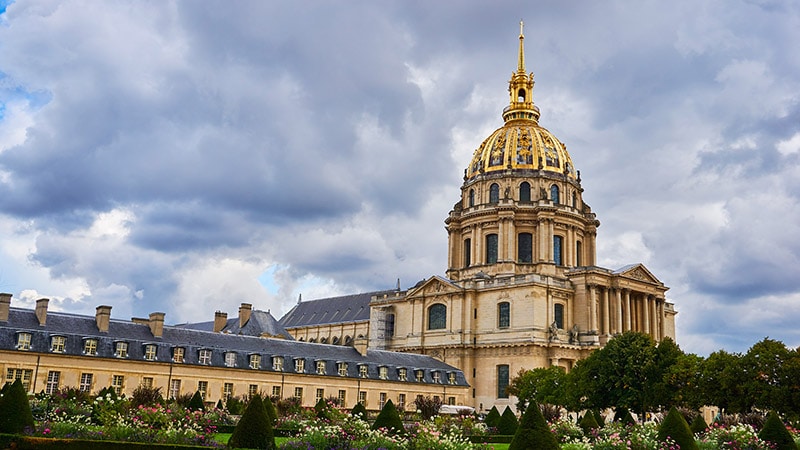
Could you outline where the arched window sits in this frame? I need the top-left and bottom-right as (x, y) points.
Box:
(550, 184), (559, 204)
(463, 238), (472, 267)
(485, 233), (498, 264)
(554, 304), (564, 329)
(576, 241), (582, 267)
(489, 183), (500, 204)
(553, 235), (563, 266)
(386, 314), (395, 337)
(320, 337), (328, 344)
(332, 336), (340, 345)
(519, 182), (531, 202)
(518, 232), (532, 263)
(517, 89), (525, 102)
(498, 302), (510, 328)
(428, 304), (447, 330)
(468, 189), (475, 207)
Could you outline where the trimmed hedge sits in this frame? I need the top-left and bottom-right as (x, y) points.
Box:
(0, 379), (35, 434)
(690, 414), (709, 435)
(508, 402), (559, 450)
(658, 406), (698, 450)
(497, 406), (519, 435)
(0, 434), (211, 449)
(228, 394), (275, 450)
(371, 399), (405, 436)
(759, 411), (798, 450)
(485, 406), (501, 429)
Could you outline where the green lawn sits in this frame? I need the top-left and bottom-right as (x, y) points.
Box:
(213, 433), (509, 449)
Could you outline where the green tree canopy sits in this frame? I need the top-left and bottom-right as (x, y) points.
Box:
(506, 366), (567, 411)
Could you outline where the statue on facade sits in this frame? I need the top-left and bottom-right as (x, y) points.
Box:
(549, 321), (559, 341)
(569, 324), (580, 344)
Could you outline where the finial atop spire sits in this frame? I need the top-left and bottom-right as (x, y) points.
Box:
(517, 19), (525, 73)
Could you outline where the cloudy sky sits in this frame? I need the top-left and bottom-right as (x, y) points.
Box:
(1, 0), (798, 356)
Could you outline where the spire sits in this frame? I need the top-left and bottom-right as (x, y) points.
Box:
(517, 20), (525, 73)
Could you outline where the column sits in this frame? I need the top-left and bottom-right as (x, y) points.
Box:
(624, 290), (631, 332)
(643, 294), (651, 335)
(614, 289), (622, 334)
(507, 218), (515, 263)
(588, 285), (597, 332)
(602, 287), (610, 335)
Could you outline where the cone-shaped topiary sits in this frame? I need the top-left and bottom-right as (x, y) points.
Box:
(371, 399), (405, 435)
(188, 390), (205, 411)
(580, 410), (600, 435)
(215, 399), (223, 410)
(228, 394), (276, 449)
(690, 414), (709, 435)
(623, 410), (637, 426)
(497, 406), (519, 435)
(351, 402), (368, 421)
(593, 409), (606, 427)
(759, 411), (798, 450)
(658, 406), (699, 450)
(485, 406), (501, 429)
(508, 402), (559, 450)
(0, 379), (35, 434)
(314, 397), (331, 420)
(263, 395), (278, 425)
(613, 408), (629, 422)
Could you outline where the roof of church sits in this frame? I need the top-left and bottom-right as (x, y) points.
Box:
(279, 290), (397, 329)
(177, 309), (294, 340)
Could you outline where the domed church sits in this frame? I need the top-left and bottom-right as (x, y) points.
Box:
(280, 23), (676, 412)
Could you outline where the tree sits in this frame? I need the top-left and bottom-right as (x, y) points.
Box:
(0, 379), (35, 434)
(415, 395), (442, 420)
(690, 414), (709, 435)
(188, 390), (205, 411)
(644, 337), (689, 410)
(228, 394), (275, 450)
(508, 402), (559, 450)
(697, 349), (744, 412)
(759, 411), (798, 450)
(497, 406), (519, 435)
(372, 399), (405, 435)
(507, 366), (567, 411)
(657, 406), (698, 450)
(579, 411), (600, 435)
(741, 338), (793, 413)
(485, 406), (501, 429)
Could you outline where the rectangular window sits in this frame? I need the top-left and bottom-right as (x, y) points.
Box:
(486, 233), (498, 264)
(294, 387), (303, 399)
(397, 393), (406, 410)
(51, 336), (66, 353)
(398, 368), (407, 381)
(248, 384), (258, 399)
(79, 373), (93, 392)
(84, 339), (97, 356)
(45, 370), (60, 394)
(198, 381), (208, 400)
(198, 349), (212, 365)
(498, 302), (510, 328)
(115, 342), (128, 358)
(386, 313), (395, 337)
(225, 352), (237, 368)
(250, 354), (261, 369)
(464, 238), (471, 267)
(294, 358), (305, 373)
(448, 396), (456, 405)
(141, 377), (153, 388)
(223, 382), (234, 400)
(112, 375), (125, 395)
(6, 368), (33, 392)
(315, 388), (324, 402)
(16, 332), (32, 350)
(554, 303), (565, 329)
(338, 389), (346, 406)
(144, 344), (157, 361)
(432, 371), (441, 384)
(272, 386), (281, 398)
(379, 366), (388, 380)
(415, 370), (424, 382)
(518, 232), (533, 263)
(359, 365), (369, 378)
(553, 235), (563, 266)
(169, 379), (181, 399)
(272, 356), (284, 371)
(379, 392), (387, 409)
(358, 391), (367, 405)
(173, 347), (185, 363)
(448, 372), (457, 385)
(316, 360), (326, 375)
(497, 365), (509, 399)
(337, 362), (348, 376)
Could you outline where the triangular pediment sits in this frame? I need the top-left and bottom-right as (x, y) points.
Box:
(406, 276), (462, 297)
(614, 263), (662, 285)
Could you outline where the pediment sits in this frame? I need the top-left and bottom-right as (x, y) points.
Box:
(615, 263), (662, 285)
(407, 276), (462, 297)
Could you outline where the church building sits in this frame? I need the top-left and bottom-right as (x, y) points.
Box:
(280, 23), (677, 412)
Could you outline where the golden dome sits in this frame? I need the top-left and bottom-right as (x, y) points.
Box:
(465, 21), (577, 182)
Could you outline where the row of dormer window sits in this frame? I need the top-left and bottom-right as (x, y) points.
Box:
(12, 332), (458, 384)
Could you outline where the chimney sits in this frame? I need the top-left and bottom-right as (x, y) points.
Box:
(214, 311), (227, 332)
(0, 293), (11, 322)
(131, 317), (148, 325)
(149, 312), (165, 338)
(96, 305), (112, 333)
(35, 298), (49, 326)
(239, 303), (252, 328)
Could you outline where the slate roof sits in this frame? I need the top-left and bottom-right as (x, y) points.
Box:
(177, 309), (294, 340)
(0, 307), (468, 386)
(279, 290), (396, 328)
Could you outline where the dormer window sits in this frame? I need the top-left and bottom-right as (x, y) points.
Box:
(294, 358), (305, 373)
(398, 367), (407, 381)
(273, 356), (284, 372)
(83, 338), (97, 356)
(144, 344), (157, 361)
(173, 347), (185, 363)
(359, 364), (369, 378)
(316, 360), (326, 375)
(51, 336), (66, 353)
(415, 369), (424, 382)
(448, 372), (457, 385)
(16, 332), (31, 351)
(115, 341), (128, 358)
(337, 362), (348, 377)
(379, 366), (388, 380)
(198, 349), (212, 365)
(249, 354), (261, 369)
(225, 352), (237, 368)
(432, 371), (441, 384)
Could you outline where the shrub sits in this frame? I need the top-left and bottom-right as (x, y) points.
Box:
(313, 398), (330, 420)
(371, 399), (405, 435)
(228, 394), (275, 449)
(508, 401), (559, 450)
(263, 394), (277, 425)
(593, 409), (606, 427)
(540, 403), (562, 423)
(485, 406), (501, 429)
(497, 406), (519, 435)
(0, 379), (35, 434)
(623, 410), (637, 426)
(691, 414), (709, 435)
(415, 395), (443, 420)
(226, 395), (246, 415)
(187, 391), (205, 411)
(579, 410), (600, 436)
(658, 406), (699, 450)
(759, 411), (798, 450)
(130, 385), (163, 407)
(275, 396), (302, 417)
(351, 402), (368, 421)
